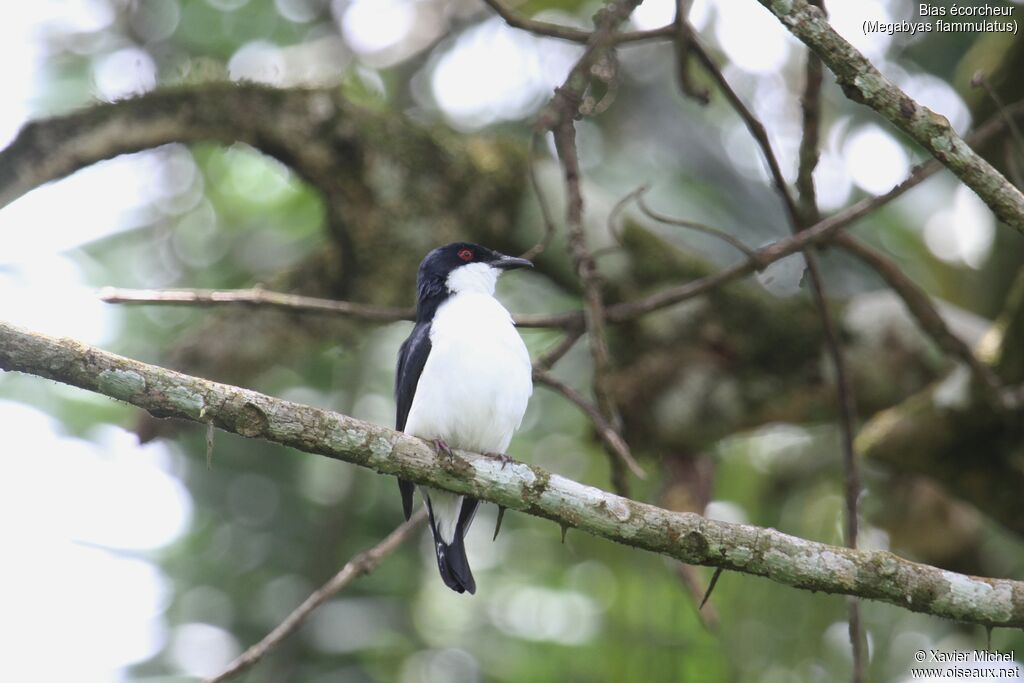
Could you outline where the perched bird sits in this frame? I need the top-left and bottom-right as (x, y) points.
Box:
(395, 242), (533, 594)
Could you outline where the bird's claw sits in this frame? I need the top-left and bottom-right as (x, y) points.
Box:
(486, 452), (514, 469)
(434, 438), (455, 462)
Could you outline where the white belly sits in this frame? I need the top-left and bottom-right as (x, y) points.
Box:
(403, 292), (532, 454)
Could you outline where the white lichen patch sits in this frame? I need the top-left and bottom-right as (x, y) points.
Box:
(98, 368), (146, 398)
(930, 135), (953, 153)
(934, 572), (1012, 622)
(605, 497), (631, 522)
(815, 550), (858, 588)
(852, 75), (873, 98)
(725, 545), (754, 567)
(369, 436), (392, 460)
(164, 385), (205, 418)
(874, 552), (900, 578)
(333, 427), (368, 452)
(472, 458), (531, 487)
(933, 364), (971, 410)
(552, 475), (606, 506)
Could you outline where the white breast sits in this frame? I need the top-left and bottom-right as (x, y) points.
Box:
(403, 291), (532, 454)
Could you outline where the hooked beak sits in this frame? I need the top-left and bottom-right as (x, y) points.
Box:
(492, 254), (533, 271)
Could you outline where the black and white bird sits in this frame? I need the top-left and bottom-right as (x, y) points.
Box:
(395, 242), (533, 594)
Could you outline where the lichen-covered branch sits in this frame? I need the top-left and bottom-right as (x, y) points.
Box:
(756, 0), (1024, 234)
(2, 318), (1024, 628)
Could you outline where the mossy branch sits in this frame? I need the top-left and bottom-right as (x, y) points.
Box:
(2, 318), (1023, 628)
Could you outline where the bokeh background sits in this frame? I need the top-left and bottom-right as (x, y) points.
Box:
(1, 0), (1023, 681)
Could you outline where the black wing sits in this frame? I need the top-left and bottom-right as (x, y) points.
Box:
(395, 321), (432, 519)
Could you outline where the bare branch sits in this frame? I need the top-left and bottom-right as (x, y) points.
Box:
(480, 0), (672, 45)
(553, 122), (631, 492)
(678, 564), (719, 631)
(98, 286), (578, 330)
(99, 287), (413, 322)
(4, 319), (1024, 626)
(835, 234), (1006, 409)
(678, 19), (802, 227)
(699, 566), (724, 609)
(796, 32), (824, 223)
(672, 0), (710, 104)
(520, 132), (559, 261)
(207, 510), (427, 683)
(533, 329), (584, 371)
(533, 367), (646, 479)
(634, 188), (758, 259)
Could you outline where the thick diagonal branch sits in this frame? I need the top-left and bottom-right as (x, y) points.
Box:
(2, 319), (1024, 628)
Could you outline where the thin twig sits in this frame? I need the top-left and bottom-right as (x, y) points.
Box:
(607, 184), (649, 246)
(672, 0), (710, 104)
(634, 188), (758, 259)
(678, 564), (719, 631)
(796, 41), (824, 222)
(98, 286), (580, 330)
(480, 0), (672, 45)
(804, 251), (865, 683)
(699, 566), (724, 609)
(553, 124), (624, 431)
(536, 0), (642, 131)
(533, 329), (585, 371)
(835, 233), (1006, 408)
(98, 287), (413, 322)
(521, 131), (559, 260)
(533, 368), (646, 479)
(972, 72), (1024, 190)
(679, 20), (802, 228)
(206, 509), (427, 683)
(972, 73), (1024, 161)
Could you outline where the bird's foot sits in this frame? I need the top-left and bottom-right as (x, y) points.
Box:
(434, 438), (456, 462)
(486, 452), (514, 469)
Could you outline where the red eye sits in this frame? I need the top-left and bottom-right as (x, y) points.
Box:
(457, 248), (474, 261)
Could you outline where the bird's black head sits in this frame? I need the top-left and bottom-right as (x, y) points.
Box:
(415, 242), (532, 321)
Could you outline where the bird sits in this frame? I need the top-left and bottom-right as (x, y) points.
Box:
(394, 242), (533, 594)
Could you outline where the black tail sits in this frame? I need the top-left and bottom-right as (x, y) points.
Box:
(398, 478), (415, 520)
(425, 495), (480, 594)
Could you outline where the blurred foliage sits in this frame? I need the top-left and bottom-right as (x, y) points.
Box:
(5, 0), (1024, 682)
